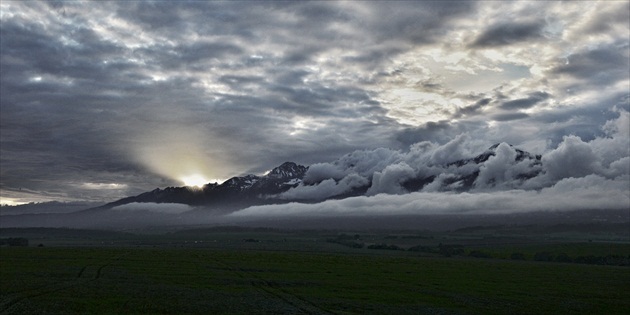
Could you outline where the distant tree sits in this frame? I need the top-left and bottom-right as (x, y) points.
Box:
(510, 252), (526, 260)
(468, 250), (492, 258)
(603, 255), (630, 266)
(326, 237), (364, 248)
(534, 251), (554, 262)
(438, 244), (465, 257)
(555, 252), (572, 263)
(407, 245), (437, 253)
(574, 255), (604, 265)
(367, 243), (401, 250)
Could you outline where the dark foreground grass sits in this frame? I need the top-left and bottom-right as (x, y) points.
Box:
(1, 247), (629, 314)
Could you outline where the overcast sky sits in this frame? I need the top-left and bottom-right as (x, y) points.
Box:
(1, 1), (629, 206)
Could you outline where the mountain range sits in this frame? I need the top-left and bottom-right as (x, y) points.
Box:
(96, 162), (309, 213)
(96, 143), (542, 212)
(4, 142), (628, 231)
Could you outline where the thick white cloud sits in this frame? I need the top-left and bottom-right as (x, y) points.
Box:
(231, 175), (629, 217)
(532, 108), (629, 186)
(333, 148), (405, 178)
(591, 109), (630, 168)
(270, 109), (629, 206)
(475, 143), (518, 187)
(303, 163), (346, 184)
(278, 174), (369, 201)
(428, 134), (478, 165)
(542, 135), (602, 180)
(608, 157), (630, 179)
(367, 162), (415, 195)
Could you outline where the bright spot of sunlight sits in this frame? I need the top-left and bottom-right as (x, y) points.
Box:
(181, 174), (209, 188)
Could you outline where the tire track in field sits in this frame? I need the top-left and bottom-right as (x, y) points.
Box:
(76, 265), (88, 278)
(94, 260), (110, 280)
(247, 272), (337, 315)
(0, 251), (129, 313)
(0, 279), (84, 313)
(387, 276), (499, 311)
(197, 253), (336, 315)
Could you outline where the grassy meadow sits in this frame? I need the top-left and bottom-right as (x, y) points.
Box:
(1, 226), (629, 314)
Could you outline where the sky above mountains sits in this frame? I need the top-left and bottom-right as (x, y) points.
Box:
(1, 1), (629, 206)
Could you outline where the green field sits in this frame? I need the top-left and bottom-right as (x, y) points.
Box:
(1, 227), (629, 314)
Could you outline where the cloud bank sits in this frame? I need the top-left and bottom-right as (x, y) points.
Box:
(232, 174), (629, 217)
(234, 109), (629, 216)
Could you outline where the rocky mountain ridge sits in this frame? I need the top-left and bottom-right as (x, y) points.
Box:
(98, 144), (542, 212)
(99, 162), (307, 212)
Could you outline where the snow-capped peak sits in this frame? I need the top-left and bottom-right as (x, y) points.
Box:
(268, 162), (308, 179)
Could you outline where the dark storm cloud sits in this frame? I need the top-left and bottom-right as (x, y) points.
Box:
(453, 98), (492, 118)
(500, 91), (550, 110)
(368, 1), (477, 44)
(128, 1), (186, 30)
(265, 84), (382, 118)
(177, 42), (244, 65)
(396, 121), (453, 146)
(291, 1), (353, 23)
(395, 120), (488, 147)
(0, 5), (217, 200)
(470, 21), (544, 48)
(274, 70), (311, 86)
(0, 24), (126, 85)
(577, 1), (630, 36)
(492, 112), (529, 121)
(552, 44), (630, 86)
(526, 93), (629, 147)
(218, 75), (265, 88)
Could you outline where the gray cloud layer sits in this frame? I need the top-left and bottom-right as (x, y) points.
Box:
(231, 175), (629, 217)
(234, 111), (629, 217)
(265, 109), (628, 206)
(1, 1), (628, 205)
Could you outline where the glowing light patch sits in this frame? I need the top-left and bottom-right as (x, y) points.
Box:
(131, 126), (231, 190)
(0, 197), (28, 206)
(81, 182), (127, 190)
(289, 117), (326, 136)
(181, 174), (209, 188)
